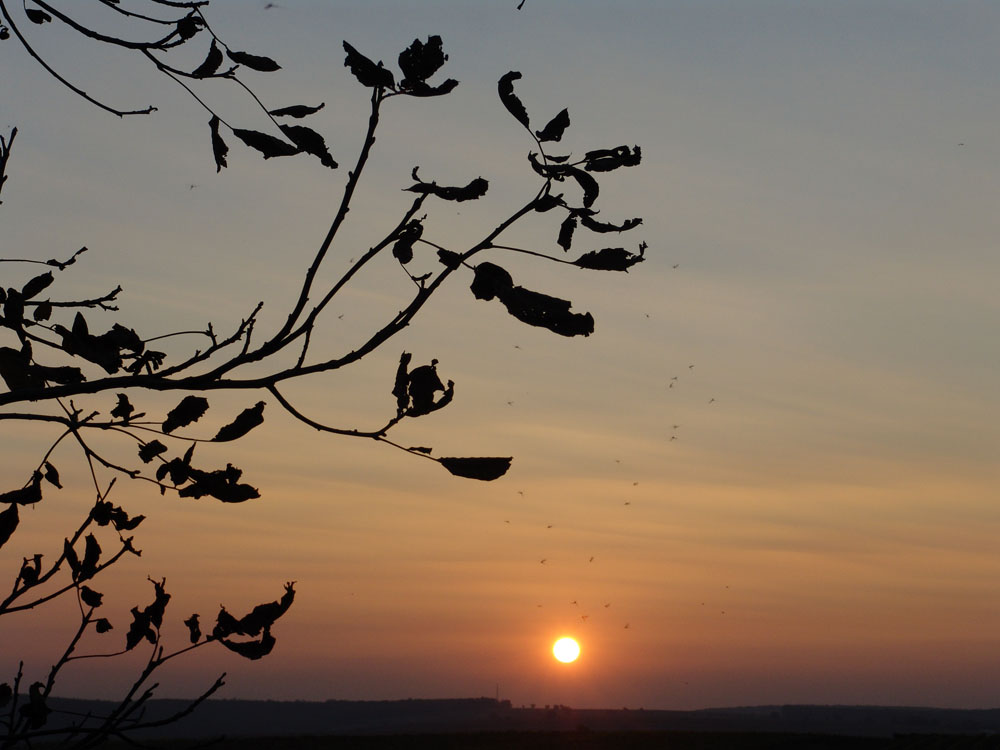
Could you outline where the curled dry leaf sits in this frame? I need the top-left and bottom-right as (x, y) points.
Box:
(439, 456), (512, 481)
(498, 71), (530, 130)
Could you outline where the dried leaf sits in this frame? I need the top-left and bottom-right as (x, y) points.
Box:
(498, 71), (530, 130)
(566, 166), (600, 208)
(470, 262), (514, 301)
(232, 128), (299, 160)
(213, 607), (242, 639)
(0, 504), (18, 550)
(572, 245), (645, 272)
(91, 500), (144, 531)
(138, 439), (168, 463)
(112, 509), (144, 531)
(439, 456), (513, 481)
(3, 289), (24, 331)
(99, 323), (143, 353)
(226, 49), (281, 72)
(233, 582), (295, 637)
(579, 214), (642, 234)
(95, 618), (113, 634)
(401, 79), (459, 97)
(32, 300), (52, 321)
(535, 108), (570, 142)
(409, 176), (487, 202)
(111, 393), (134, 422)
(392, 352), (412, 414)
(269, 102), (325, 118)
(219, 629), (276, 660)
(162, 395), (209, 434)
(175, 13), (203, 40)
(398, 35), (448, 87)
(343, 41), (394, 88)
(213, 401), (265, 442)
(471, 264), (594, 337)
(209, 115), (228, 172)
(584, 145), (641, 172)
(396, 37), (457, 96)
(19, 555), (42, 587)
(557, 216), (577, 251)
(393, 354), (455, 417)
(0, 346), (34, 392)
(80, 586), (103, 608)
(125, 607), (154, 651)
(191, 39), (224, 78)
(178, 464), (260, 503)
(0, 473), (42, 505)
(502, 286), (594, 337)
(25, 8), (51, 24)
(72, 310), (89, 337)
(63, 538), (80, 578)
(278, 124), (337, 168)
(437, 249), (462, 269)
(156, 457), (190, 486)
(90, 500), (114, 526)
(213, 583), (293, 660)
(391, 220), (423, 264)
(407, 361), (443, 414)
(77, 533), (102, 581)
(143, 577), (170, 629)
(21, 271), (53, 300)
(42, 462), (61, 489)
(406, 168), (488, 202)
(183, 613), (201, 643)
(52, 313), (129, 374)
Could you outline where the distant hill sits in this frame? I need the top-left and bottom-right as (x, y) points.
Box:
(41, 697), (1000, 740)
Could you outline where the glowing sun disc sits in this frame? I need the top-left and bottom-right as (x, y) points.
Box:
(552, 637), (580, 663)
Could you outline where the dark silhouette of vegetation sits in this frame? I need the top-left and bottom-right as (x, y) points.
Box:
(0, 2), (645, 746)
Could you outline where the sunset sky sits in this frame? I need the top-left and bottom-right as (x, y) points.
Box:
(2, 1), (999, 711)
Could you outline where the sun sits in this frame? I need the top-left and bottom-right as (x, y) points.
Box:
(552, 637), (580, 663)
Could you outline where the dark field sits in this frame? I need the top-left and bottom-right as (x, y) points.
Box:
(30, 700), (1000, 748)
(91, 731), (1000, 750)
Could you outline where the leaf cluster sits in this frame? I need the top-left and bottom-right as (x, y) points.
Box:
(1, 483), (294, 747)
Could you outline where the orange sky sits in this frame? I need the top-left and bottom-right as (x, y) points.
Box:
(2, 0), (1000, 711)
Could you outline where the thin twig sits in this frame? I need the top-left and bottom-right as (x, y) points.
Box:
(0, 1), (155, 117)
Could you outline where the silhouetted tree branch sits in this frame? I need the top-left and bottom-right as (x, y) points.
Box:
(1, 2), (645, 746)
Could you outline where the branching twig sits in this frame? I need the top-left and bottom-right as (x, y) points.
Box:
(0, 2), (156, 117)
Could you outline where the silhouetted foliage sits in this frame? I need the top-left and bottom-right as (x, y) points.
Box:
(213, 402), (266, 442)
(439, 457), (514, 482)
(573, 244), (647, 272)
(406, 173), (490, 202)
(536, 109), (571, 143)
(0, 2), (646, 747)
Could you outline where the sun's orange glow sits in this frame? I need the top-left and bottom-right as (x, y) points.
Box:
(552, 637), (580, 663)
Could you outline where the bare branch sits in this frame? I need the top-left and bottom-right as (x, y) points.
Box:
(267, 88), (385, 348)
(0, 2), (156, 117)
(30, 1), (181, 50)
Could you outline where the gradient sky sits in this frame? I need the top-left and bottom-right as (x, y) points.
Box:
(2, 0), (999, 711)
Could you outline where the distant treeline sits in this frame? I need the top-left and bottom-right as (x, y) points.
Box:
(41, 697), (1000, 741)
